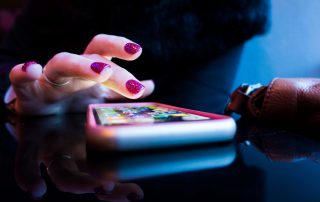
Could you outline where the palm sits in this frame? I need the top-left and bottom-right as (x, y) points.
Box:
(15, 80), (106, 114)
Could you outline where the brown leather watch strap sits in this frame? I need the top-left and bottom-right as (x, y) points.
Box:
(225, 78), (320, 127)
(225, 83), (266, 117)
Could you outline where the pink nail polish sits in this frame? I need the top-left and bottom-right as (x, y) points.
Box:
(126, 79), (144, 94)
(91, 62), (111, 74)
(124, 43), (141, 55)
(22, 61), (37, 72)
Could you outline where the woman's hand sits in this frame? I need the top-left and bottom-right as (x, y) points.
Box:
(8, 34), (155, 115)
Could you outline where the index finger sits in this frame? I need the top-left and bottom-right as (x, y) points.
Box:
(44, 52), (145, 99)
(84, 54), (146, 99)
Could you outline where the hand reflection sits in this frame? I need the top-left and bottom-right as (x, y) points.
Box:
(7, 115), (143, 201)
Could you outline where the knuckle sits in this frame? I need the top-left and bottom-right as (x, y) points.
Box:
(47, 52), (80, 74)
(92, 34), (127, 45)
(52, 52), (71, 61)
(111, 35), (128, 44)
(92, 34), (106, 44)
(50, 52), (73, 65)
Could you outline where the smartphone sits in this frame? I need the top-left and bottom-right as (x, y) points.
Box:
(86, 102), (236, 151)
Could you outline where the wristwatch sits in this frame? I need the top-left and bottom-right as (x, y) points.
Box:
(224, 83), (264, 115)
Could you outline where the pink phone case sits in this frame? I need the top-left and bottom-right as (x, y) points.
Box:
(86, 102), (236, 151)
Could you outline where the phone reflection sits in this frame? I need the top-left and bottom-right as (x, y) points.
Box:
(88, 143), (236, 181)
(6, 114), (236, 201)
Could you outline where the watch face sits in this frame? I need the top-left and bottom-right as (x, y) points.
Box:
(94, 105), (210, 126)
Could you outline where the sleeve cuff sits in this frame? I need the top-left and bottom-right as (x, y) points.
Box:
(4, 85), (16, 104)
(3, 85), (16, 113)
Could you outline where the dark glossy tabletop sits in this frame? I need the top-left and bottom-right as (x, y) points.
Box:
(1, 114), (320, 202)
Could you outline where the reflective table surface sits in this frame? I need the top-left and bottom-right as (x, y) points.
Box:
(1, 114), (320, 202)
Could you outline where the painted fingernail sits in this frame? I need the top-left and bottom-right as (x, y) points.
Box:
(91, 62), (111, 74)
(124, 43), (142, 55)
(22, 61), (37, 72)
(126, 79), (144, 94)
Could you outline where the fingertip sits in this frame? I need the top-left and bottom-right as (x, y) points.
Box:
(97, 65), (113, 83)
(125, 79), (145, 99)
(124, 42), (143, 61)
(124, 43), (142, 55)
(141, 80), (155, 91)
(85, 34), (143, 61)
(90, 61), (113, 82)
(140, 80), (155, 98)
(10, 62), (42, 85)
(128, 89), (145, 99)
(25, 63), (43, 79)
(102, 80), (155, 101)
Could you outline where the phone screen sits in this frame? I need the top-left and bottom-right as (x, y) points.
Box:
(94, 105), (210, 126)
